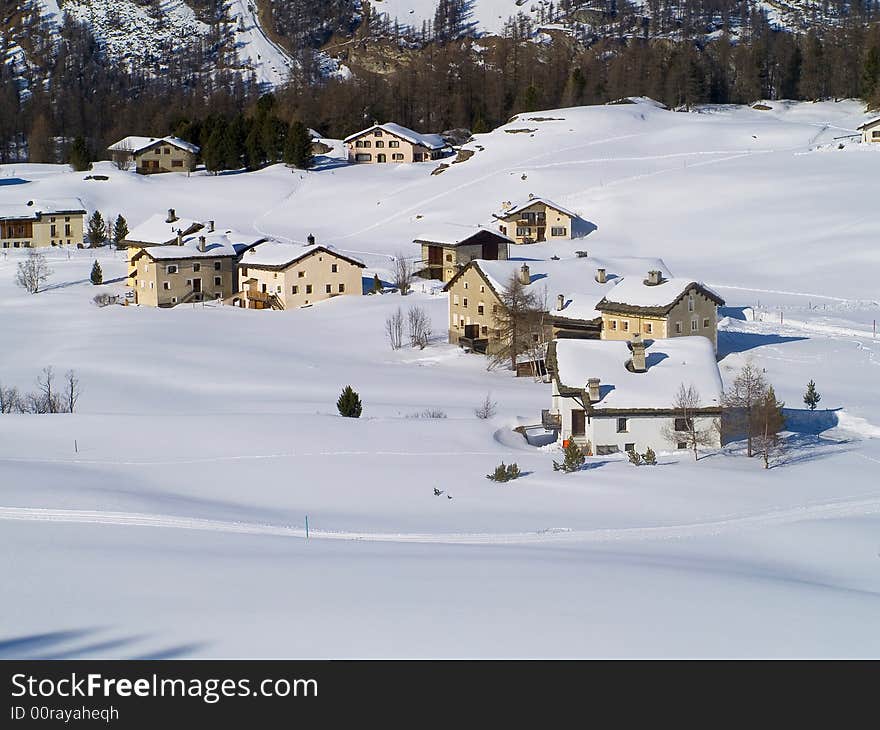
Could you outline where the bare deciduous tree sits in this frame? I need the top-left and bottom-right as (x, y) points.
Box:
(0, 384), (21, 413)
(15, 251), (53, 294)
(662, 383), (718, 460)
(489, 272), (545, 371)
(65, 370), (81, 414)
(722, 362), (768, 457)
(475, 393), (497, 419)
(753, 386), (786, 469)
(392, 252), (414, 295)
(406, 305), (431, 349)
(385, 307), (404, 350)
(112, 142), (133, 171)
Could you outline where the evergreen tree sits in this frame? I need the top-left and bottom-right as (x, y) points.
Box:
(90, 260), (103, 285)
(803, 380), (821, 411)
(68, 136), (91, 171)
(337, 385), (363, 418)
(86, 211), (106, 247)
(553, 439), (585, 473)
(283, 120), (313, 169)
(371, 273), (383, 294)
(112, 215), (129, 248)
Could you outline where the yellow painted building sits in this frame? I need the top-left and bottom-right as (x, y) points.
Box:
(492, 196), (579, 244)
(0, 200), (86, 248)
(344, 123), (448, 163)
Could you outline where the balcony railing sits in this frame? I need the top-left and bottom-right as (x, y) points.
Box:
(458, 336), (489, 354)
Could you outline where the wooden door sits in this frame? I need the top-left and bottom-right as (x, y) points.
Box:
(571, 410), (586, 436)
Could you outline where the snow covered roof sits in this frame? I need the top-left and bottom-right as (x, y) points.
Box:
(241, 242), (365, 269)
(856, 116), (880, 130)
(413, 223), (513, 247)
(493, 196), (579, 220)
(344, 123), (447, 150)
(552, 337), (723, 411)
(447, 255), (672, 322)
(597, 275), (724, 314)
(107, 135), (200, 155)
(125, 214), (204, 246)
(0, 198), (86, 220)
(136, 230), (264, 261)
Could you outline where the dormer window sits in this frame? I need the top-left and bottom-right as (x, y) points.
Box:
(375, 130), (383, 137)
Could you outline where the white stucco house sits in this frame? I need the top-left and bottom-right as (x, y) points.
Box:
(857, 117), (880, 143)
(546, 334), (723, 455)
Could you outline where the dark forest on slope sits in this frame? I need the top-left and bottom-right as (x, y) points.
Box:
(2, 0), (880, 165)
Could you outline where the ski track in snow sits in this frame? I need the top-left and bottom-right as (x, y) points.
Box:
(3, 494), (880, 545)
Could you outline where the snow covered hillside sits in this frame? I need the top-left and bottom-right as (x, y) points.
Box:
(2, 99), (880, 658)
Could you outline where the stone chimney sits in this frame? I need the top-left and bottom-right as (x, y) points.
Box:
(518, 263), (530, 285)
(630, 332), (646, 372)
(166, 208), (177, 223)
(587, 378), (601, 403)
(596, 267), (606, 284)
(208, 220), (215, 233)
(198, 235), (206, 253)
(307, 233), (315, 246)
(501, 200), (512, 211)
(556, 294), (565, 311)
(646, 270), (662, 286)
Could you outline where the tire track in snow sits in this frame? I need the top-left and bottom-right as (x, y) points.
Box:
(3, 496), (880, 545)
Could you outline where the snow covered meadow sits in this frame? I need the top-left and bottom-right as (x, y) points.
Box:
(2, 99), (880, 658)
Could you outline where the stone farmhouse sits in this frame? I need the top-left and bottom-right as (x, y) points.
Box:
(492, 196), (579, 244)
(545, 335), (723, 455)
(414, 225), (512, 282)
(857, 117), (880, 143)
(442, 255), (672, 357)
(595, 271), (725, 353)
(107, 136), (200, 174)
(123, 209), (206, 286)
(236, 242), (365, 310)
(344, 123), (449, 164)
(129, 230), (264, 307)
(0, 199), (86, 248)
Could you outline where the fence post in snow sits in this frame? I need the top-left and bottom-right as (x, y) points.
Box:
(305, 515), (309, 539)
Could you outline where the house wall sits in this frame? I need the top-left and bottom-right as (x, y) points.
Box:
(496, 202), (573, 244)
(421, 242), (508, 282)
(862, 123), (880, 143)
(551, 383), (721, 454)
(600, 287), (719, 351)
(0, 213), (84, 248)
(132, 254), (237, 307)
(446, 267), (505, 353)
(135, 145), (197, 174)
(238, 251), (363, 309)
(346, 129), (440, 163)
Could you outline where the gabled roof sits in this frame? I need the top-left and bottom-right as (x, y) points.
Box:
(596, 276), (724, 316)
(493, 196), (579, 220)
(133, 230), (264, 262)
(857, 116), (880, 130)
(124, 214), (204, 246)
(0, 198), (86, 220)
(344, 123), (447, 150)
(108, 135), (200, 155)
(240, 242), (365, 269)
(444, 256), (672, 322)
(413, 224), (514, 247)
(550, 337), (723, 412)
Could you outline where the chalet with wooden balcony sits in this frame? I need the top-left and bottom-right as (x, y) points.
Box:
(108, 136), (200, 174)
(492, 196), (579, 244)
(414, 225), (511, 282)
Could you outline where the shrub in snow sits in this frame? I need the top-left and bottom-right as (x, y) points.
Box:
(407, 305), (431, 349)
(15, 251), (52, 294)
(90, 260), (103, 285)
(337, 386), (362, 418)
(385, 308), (404, 350)
(553, 440), (585, 473)
(474, 393), (497, 419)
(371, 274), (383, 294)
(643, 447), (657, 465)
(407, 409), (446, 419)
(486, 462), (521, 482)
(627, 448), (643, 466)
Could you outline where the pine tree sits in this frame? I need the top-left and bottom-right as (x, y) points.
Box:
(553, 440), (585, 473)
(68, 136), (91, 171)
(337, 385), (362, 418)
(283, 120), (313, 169)
(112, 215), (129, 248)
(643, 447), (657, 465)
(90, 260), (103, 285)
(803, 380), (821, 411)
(86, 211), (106, 247)
(371, 273), (383, 294)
